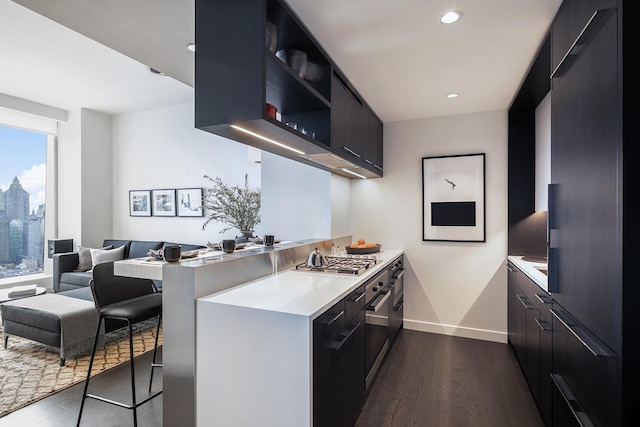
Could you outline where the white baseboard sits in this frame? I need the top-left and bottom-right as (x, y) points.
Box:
(403, 319), (507, 344)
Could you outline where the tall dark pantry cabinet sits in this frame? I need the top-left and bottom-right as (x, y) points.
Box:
(509, 1), (638, 426)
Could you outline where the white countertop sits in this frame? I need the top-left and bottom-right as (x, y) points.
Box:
(199, 248), (403, 319)
(508, 255), (548, 293)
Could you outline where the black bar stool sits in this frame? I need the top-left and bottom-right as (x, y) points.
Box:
(77, 262), (163, 427)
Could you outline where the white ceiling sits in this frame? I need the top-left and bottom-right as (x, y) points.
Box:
(3, 0), (562, 121)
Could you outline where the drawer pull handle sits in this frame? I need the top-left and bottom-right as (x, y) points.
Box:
(550, 308), (616, 358)
(326, 310), (344, 326)
(535, 293), (552, 304)
(551, 8), (616, 79)
(506, 264), (514, 272)
(550, 374), (596, 427)
(517, 295), (535, 310)
(353, 292), (365, 303)
(534, 317), (552, 332)
(328, 322), (360, 352)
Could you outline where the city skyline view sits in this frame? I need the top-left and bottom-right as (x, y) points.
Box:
(0, 124), (47, 213)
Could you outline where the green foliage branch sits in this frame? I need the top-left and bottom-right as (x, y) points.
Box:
(201, 174), (261, 234)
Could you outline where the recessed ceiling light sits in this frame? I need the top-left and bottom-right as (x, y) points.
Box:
(441, 10), (463, 24)
(446, 93), (459, 99)
(186, 43), (196, 52)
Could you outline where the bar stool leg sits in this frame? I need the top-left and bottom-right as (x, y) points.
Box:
(128, 321), (138, 427)
(149, 314), (162, 392)
(77, 317), (104, 427)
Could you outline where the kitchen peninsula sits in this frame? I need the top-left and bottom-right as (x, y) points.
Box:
(114, 237), (403, 427)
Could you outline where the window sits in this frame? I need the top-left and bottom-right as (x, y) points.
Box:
(0, 125), (47, 278)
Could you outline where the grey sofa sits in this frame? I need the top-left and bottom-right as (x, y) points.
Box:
(53, 239), (205, 292)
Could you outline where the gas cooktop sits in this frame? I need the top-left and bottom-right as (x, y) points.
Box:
(294, 255), (378, 275)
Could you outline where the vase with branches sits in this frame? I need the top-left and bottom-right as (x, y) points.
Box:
(201, 174), (261, 243)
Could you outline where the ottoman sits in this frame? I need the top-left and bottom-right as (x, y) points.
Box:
(1, 288), (121, 366)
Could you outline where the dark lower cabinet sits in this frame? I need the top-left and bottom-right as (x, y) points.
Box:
(507, 261), (552, 426)
(314, 309), (365, 427)
(313, 285), (366, 427)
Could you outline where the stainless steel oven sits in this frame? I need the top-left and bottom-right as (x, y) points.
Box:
(364, 266), (392, 390)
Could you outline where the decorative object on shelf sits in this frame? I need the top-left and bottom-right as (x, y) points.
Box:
(151, 189), (177, 216)
(265, 103), (277, 119)
(177, 188), (204, 217)
(266, 21), (278, 53)
(201, 174), (261, 243)
(129, 190), (151, 216)
(275, 49), (308, 78)
(422, 153), (486, 242)
(304, 62), (324, 83)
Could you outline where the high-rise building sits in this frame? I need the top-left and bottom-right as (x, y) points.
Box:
(2, 177), (30, 220)
(0, 177), (43, 267)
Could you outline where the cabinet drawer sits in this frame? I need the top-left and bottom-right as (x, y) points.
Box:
(519, 270), (552, 314)
(551, 302), (618, 426)
(344, 284), (365, 323)
(313, 299), (345, 354)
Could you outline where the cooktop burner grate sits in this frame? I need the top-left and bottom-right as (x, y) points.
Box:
(295, 255), (378, 275)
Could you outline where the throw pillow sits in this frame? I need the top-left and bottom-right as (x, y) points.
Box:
(75, 245), (113, 272)
(90, 245), (126, 267)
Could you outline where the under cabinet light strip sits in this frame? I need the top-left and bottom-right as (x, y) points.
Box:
(230, 125), (305, 155)
(341, 168), (367, 179)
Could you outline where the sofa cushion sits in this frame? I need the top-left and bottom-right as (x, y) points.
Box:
(60, 271), (93, 288)
(90, 245), (126, 266)
(76, 244), (114, 272)
(103, 240), (132, 258)
(129, 240), (164, 259)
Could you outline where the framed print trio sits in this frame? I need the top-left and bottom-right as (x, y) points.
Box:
(422, 153), (486, 242)
(130, 188), (203, 217)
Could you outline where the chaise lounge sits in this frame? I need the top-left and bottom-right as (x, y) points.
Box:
(1, 239), (204, 365)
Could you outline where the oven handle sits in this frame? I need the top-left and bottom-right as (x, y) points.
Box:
(366, 291), (391, 313)
(392, 269), (405, 281)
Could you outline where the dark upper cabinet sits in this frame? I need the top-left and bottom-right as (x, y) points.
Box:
(363, 106), (384, 173)
(194, 0), (382, 178)
(331, 72), (365, 163)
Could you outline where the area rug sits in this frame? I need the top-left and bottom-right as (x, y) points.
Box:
(0, 317), (162, 418)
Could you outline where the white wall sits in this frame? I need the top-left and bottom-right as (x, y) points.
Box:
(260, 151), (331, 241)
(80, 109), (113, 247)
(350, 110), (509, 342)
(111, 102), (261, 246)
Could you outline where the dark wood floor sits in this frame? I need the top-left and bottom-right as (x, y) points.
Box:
(0, 330), (542, 427)
(355, 330), (543, 427)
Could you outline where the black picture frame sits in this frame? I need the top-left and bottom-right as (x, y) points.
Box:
(151, 189), (176, 217)
(129, 190), (151, 216)
(422, 153), (486, 242)
(176, 188), (204, 217)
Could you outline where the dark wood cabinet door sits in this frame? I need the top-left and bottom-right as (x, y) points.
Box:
(331, 73), (364, 162)
(362, 106), (383, 173)
(550, 10), (620, 352)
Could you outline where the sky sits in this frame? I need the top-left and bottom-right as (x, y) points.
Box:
(0, 124), (47, 212)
